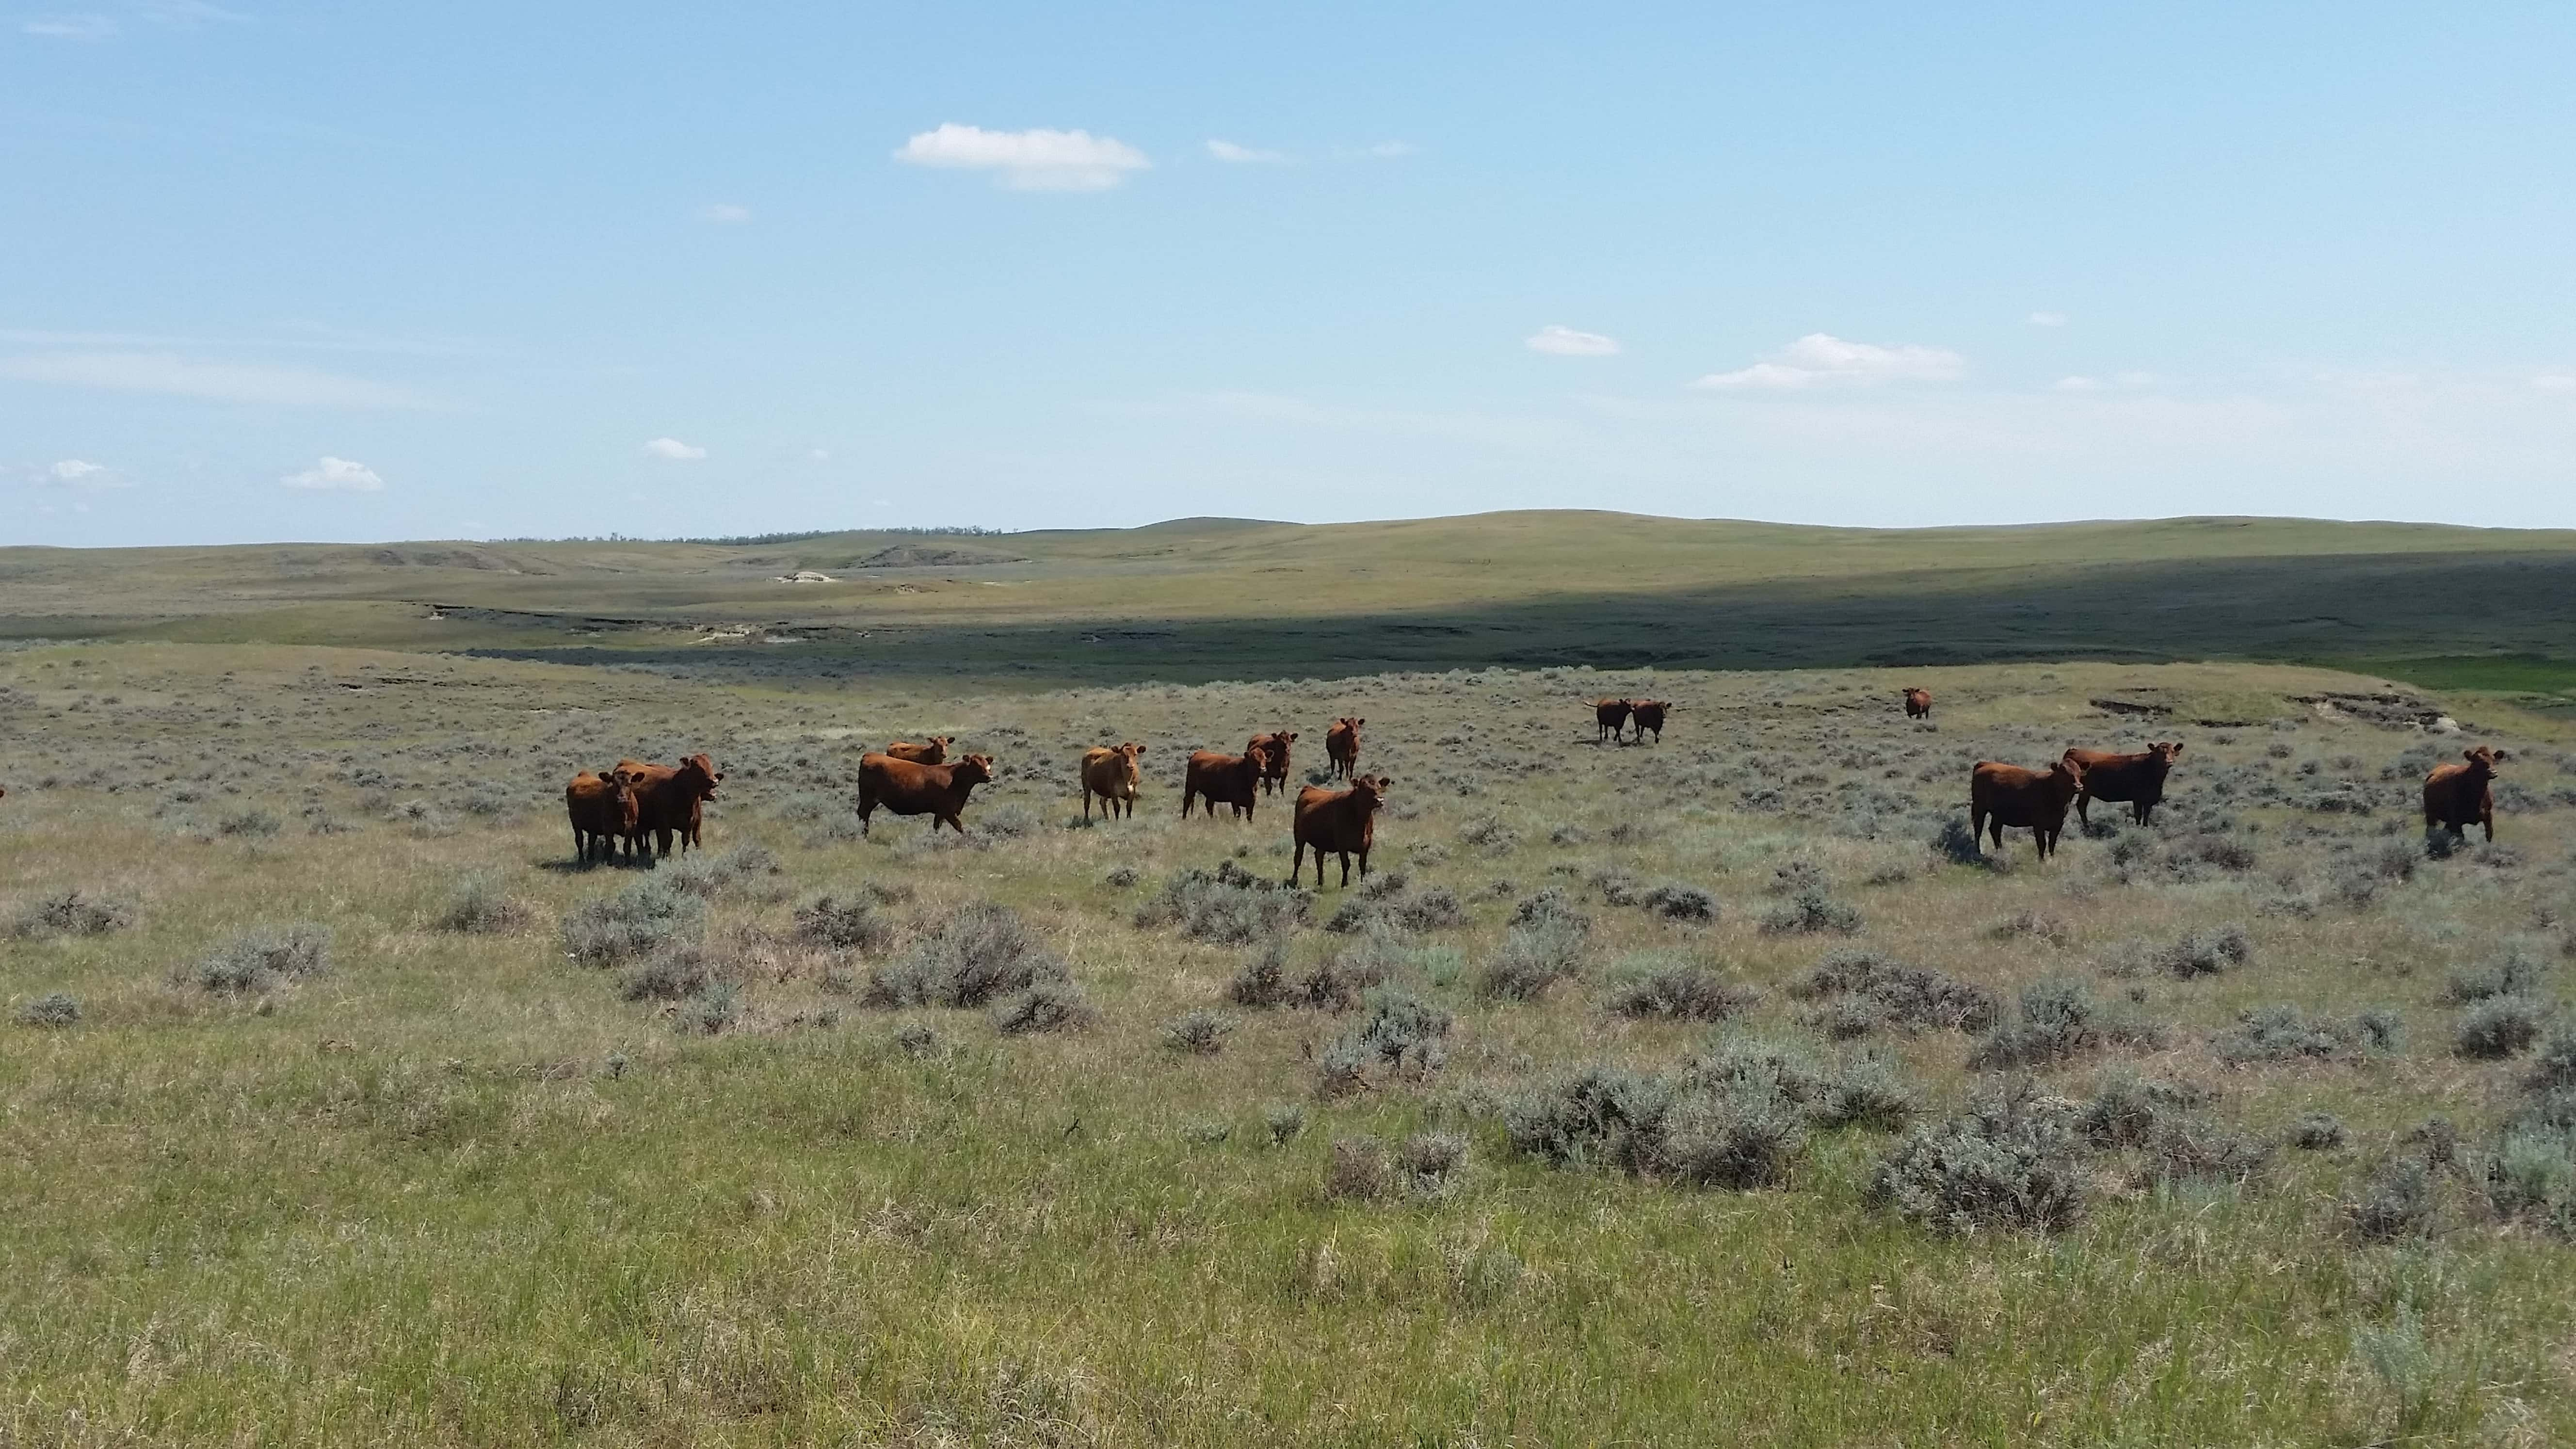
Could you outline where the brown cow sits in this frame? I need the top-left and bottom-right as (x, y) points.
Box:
(1291, 774), (1391, 888)
(2065, 742), (2184, 826)
(1080, 741), (1145, 821)
(1593, 698), (1631, 743)
(2424, 746), (2501, 842)
(1970, 757), (2088, 860)
(614, 753), (724, 859)
(564, 767), (641, 863)
(1325, 717), (1364, 780)
(856, 752), (995, 836)
(1628, 699), (1671, 744)
(885, 736), (953, 766)
(1903, 688), (1933, 719)
(1183, 748), (1265, 820)
(1248, 731), (1298, 795)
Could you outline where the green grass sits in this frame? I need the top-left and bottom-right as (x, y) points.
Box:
(2334, 654), (2576, 702)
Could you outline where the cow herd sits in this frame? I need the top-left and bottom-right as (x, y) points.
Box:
(557, 691), (2512, 884)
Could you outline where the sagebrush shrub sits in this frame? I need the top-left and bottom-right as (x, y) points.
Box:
(1970, 977), (2166, 1069)
(794, 893), (895, 953)
(869, 902), (1068, 1009)
(1227, 939), (1293, 1008)
(185, 923), (333, 995)
(15, 992), (81, 1028)
(1133, 861), (1309, 944)
(2290, 1111), (2348, 1150)
(1164, 1008), (1239, 1055)
(2454, 996), (2545, 1060)
(2158, 923), (2253, 978)
(560, 879), (705, 966)
(1792, 949), (1996, 1033)
(991, 980), (1095, 1035)
(1868, 1082), (2090, 1233)
(433, 873), (525, 934)
(10, 889), (135, 940)
(2346, 1158), (2437, 1241)
(619, 943), (718, 1002)
(1479, 918), (1590, 1000)
(1761, 889), (1863, 936)
(1603, 961), (1758, 1022)
(1324, 1137), (1392, 1201)
(2210, 1003), (2367, 1065)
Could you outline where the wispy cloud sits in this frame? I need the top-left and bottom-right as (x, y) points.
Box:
(1364, 141), (1417, 158)
(894, 124), (1150, 192)
(280, 456), (384, 492)
(1205, 139), (1290, 164)
(1527, 324), (1620, 358)
(2535, 373), (2576, 394)
(699, 202), (752, 225)
(23, 15), (117, 38)
(0, 351), (442, 408)
(1690, 333), (1966, 391)
(23, 1), (241, 37)
(644, 436), (706, 461)
(14, 458), (133, 488)
(2028, 311), (2068, 327)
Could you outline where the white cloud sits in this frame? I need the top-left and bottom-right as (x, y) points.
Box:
(644, 436), (706, 461)
(699, 203), (752, 225)
(1206, 140), (1290, 164)
(0, 351), (440, 408)
(1690, 333), (1967, 391)
(280, 456), (385, 492)
(16, 458), (130, 489)
(806, 447), (831, 461)
(2535, 374), (2576, 394)
(1527, 325), (1620, 358)
(893, 124), (1150, 192)
(1364, 141), (1418, 158)
(23, 14), (116, 37)
(2053, 375), (2103, 392)
(2028, 311), (2068, 327)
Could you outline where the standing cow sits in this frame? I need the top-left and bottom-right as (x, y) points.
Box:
(1628, 700), (1671, 744)
(1904, 688), (1933, 720)
(565, 767), (641, 864)
(2424, 746), (2501, 842)
(1325, 717), (1364, 780)
(615, 753), (723, 859)
(2064, 742), (2184, 827)
(1970, 757), (2088, 860)
(1080, 741), (1146, 821)
(1183, 748), (1265, 820)
(1291, 775), (1391, 889)
(856, 752), (996, 836)
(885, 736), (953, 766)
(1593, 698), (1631, 744)
(1248, 731), (1298, 796)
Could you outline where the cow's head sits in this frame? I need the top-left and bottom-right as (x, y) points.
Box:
(676, 753), (724, 800)
(2050, 757), (2087, 794)
(1336, 716), (1364, 731)
(603, 767), (642, 827)
(1634, 699), (1670, 715)
(1349, 774), (1392, 811)
(953, 754), (997, 787)
(2147, 741), (2183, 766)
(2463, 746), (2500, 778)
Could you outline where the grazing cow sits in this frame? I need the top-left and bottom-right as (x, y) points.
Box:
(2065, 742), (2184, 826)
(856, 752), (996, 836)
(1248, 731), (1298, 795)
(1183, 748), (1265, 821)
(1325, 717), (1364, 780)
(1970, 757), (2088, 860)
(885, 736), (952, 766)
(2424, 746), (2501, 842)
(1291, 774), (1391, 888)
(1628, 699), (1671, 744)
(1593, 698), (1632, 743)
(1080, 741), (1146, 821)
(615, 753), (724, 859)
(1904, 688), (1933, 720)
(564, 767), (641, 863)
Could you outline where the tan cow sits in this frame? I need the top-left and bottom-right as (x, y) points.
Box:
(885, 736), (953, 766)
(856, 752), (996, 836)
(2424, 746), (2501, 842)
(1080, 741), (1145, 821)
(1291, 775), (1391, 889)
(1970, 757), (2087, 860)
(1903, 688), (1933, 719)
(1325, 717), (1363, 780)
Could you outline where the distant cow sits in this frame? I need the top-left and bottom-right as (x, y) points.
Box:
(615, 753), (723, 859)
(885, 736), (953, 766)
(1080, 741), (1145, 821)
(1628, 699), (1671, 744)
(2424, 746), (2501, 842)
(1248, 731), (1298, 795)
(564, 767), (641, 863)
(1183, 748), (1265, 821)
(1593, 698), (1631, 743)
(1904, 688), (1933, 720)
(1291, 775), (1391, 888)
(856, 751), (996, 836)
(1325, 717), (1364, 780)
(2065, 742), (2183, 826)
(1970, 757), (2088, 860)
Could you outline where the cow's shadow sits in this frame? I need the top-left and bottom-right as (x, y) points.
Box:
(532, 855), (660, 875)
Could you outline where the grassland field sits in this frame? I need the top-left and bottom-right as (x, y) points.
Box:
(7, 512), (2576, 1446)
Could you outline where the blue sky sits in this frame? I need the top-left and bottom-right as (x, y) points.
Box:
(6, 2), (2574, 546)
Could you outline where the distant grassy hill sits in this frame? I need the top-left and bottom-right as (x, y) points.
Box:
(3, 511), (2572, 697)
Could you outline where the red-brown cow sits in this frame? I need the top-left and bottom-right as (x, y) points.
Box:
(1080, 741), (1145, 821)
(1628, 699), (1671, 744)
(1593, 698), (1631, 743)
(1291, 774), (1391, 888)
(564, 767), (641, 863)
(1904, 688), (1933, 720)
(2064, 742), (2184, 826)
(1325, 717), (1363, 780)
(2424, 746), (2501, 842)
(1183, 748), (1265, 821)
(885, 736), (952, 766)
(1248, 731), (1298, 795)
(1970, 757), (2088, 860)
(856, 752), (996, 836)
(615, 753), (724, 859)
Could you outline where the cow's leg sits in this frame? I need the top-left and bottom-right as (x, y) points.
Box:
(1083, 791), (1094, 823)
(2074, 794), (2090, 826)
(2484, 812), (2495, 843)
(1356, 846), (1369, 879)
(1288, 841), (1305, 887)
(1338, 851), (1352, 888)
(856, 800), (874, 837)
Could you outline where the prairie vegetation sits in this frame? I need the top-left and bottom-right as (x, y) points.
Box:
(4, 628), (2576, 1443)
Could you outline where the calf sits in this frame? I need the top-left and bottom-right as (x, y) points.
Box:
(1628, 699), (1671, 744)
(1593, 698), (1631, 743)
(1080, 741), (1145, 821)
(1904, 688), (1933, 720)
(2424, 746), (2501, 842)
(1183, 748), (1265, 821)
(856, 752), (996, 836)
(1248, 730), (1298, 795)
(1970, 757), (2088, 860)
(615, 753), (723, 859)
(1291, 774), (1391, 888)
(885, 736), (953, 766)
(564, 767), (641, 863)
(2064, 742), (2183, 826)
(1325, 717), (1364, 780)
